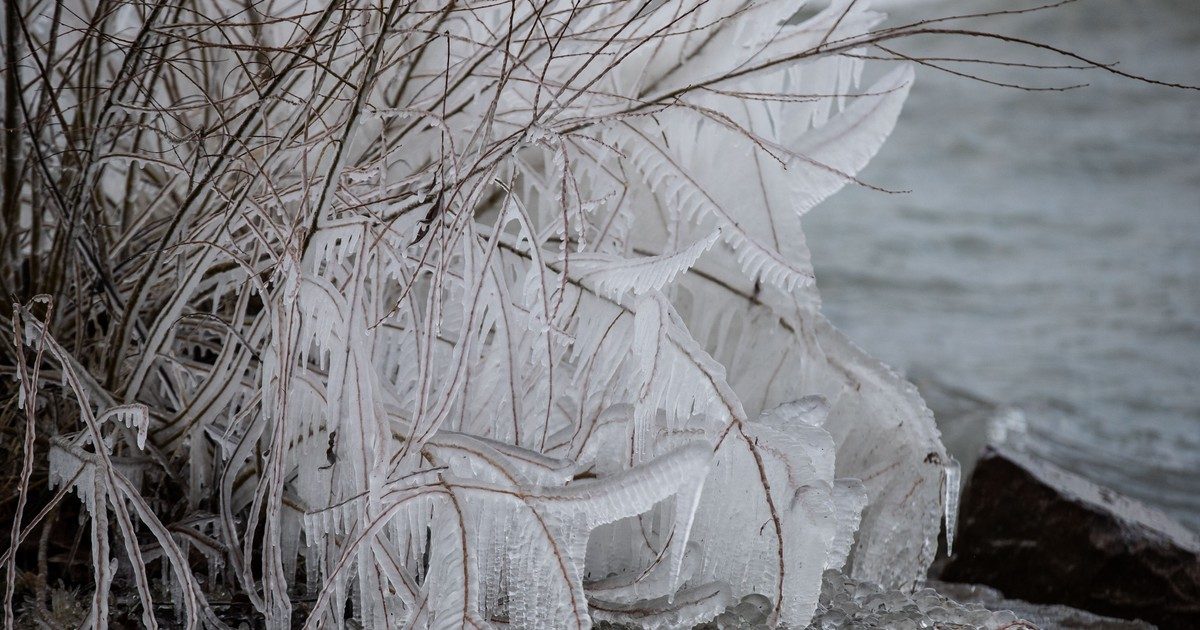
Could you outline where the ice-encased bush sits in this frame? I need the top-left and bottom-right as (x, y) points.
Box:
(4, 0), (957, 628)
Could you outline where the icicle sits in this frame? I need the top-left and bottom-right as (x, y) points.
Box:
(943, 457), (962, 556)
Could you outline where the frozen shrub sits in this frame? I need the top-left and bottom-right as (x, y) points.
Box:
(2, 0), (1168, 628)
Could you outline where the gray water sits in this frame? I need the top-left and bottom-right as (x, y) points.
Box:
(806, 0), (1200, 530)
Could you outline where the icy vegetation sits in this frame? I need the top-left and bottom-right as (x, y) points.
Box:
(0, 0), (1034, 627)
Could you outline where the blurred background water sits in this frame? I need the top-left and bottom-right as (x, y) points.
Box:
(806, 0), (1200, 530)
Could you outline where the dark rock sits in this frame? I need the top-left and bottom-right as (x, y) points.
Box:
(939, 446), (1200, 629)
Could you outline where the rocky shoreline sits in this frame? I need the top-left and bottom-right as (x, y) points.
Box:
(917, 378), (1200, 630)
(933, 446), (1199, 630)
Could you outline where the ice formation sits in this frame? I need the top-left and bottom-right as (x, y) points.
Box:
(806, 572), (1030, 630)
(597, 574), (1034, 630)
(11, 0), (951, 627)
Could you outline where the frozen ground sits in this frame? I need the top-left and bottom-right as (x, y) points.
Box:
(806, 0), (1200, 530)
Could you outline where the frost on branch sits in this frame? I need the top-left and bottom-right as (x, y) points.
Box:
(5, 0), (952, 627)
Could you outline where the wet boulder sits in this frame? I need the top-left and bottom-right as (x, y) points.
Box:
(939, 446), (1200, 629)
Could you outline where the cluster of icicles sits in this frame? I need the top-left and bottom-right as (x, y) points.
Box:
(21, 0), (956, 628)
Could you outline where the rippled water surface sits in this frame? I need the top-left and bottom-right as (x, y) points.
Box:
(806, 0), (1200, 529)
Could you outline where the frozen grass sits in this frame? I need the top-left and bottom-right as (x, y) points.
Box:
(0, 0), (1184, 628)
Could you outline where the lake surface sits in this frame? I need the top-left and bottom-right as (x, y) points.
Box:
(805, 0), (1200, 529)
